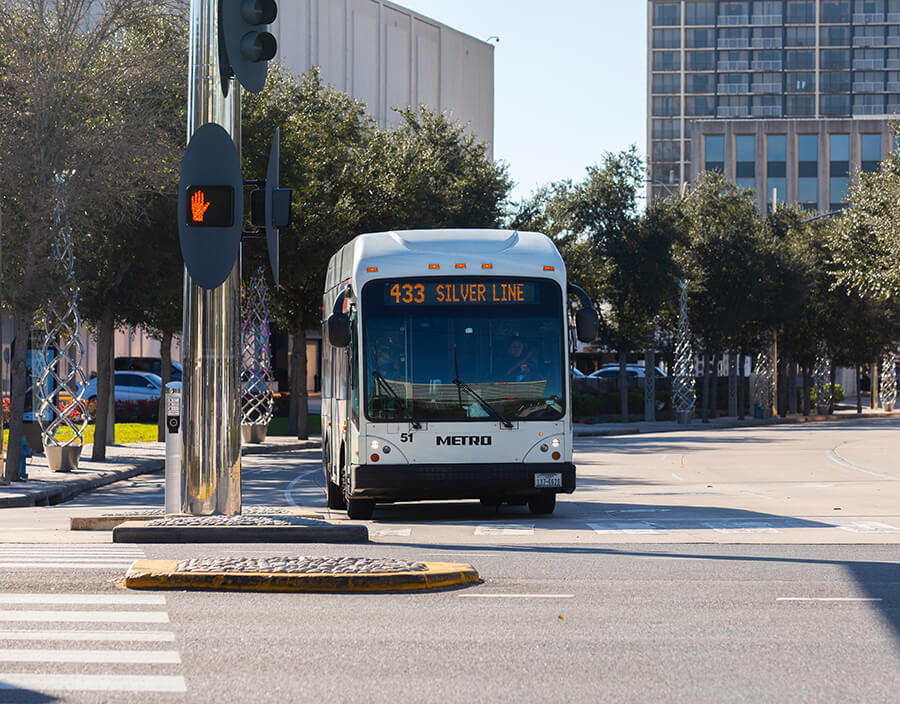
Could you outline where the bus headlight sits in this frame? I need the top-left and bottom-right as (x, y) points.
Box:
(370, 440), (380, 450)
(551, 438), (560, 448)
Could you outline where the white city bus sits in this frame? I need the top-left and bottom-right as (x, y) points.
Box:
(321, 229), (598, 519)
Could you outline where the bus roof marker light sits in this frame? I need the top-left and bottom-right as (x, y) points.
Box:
(428, 264), (440, 269)
(481, 263), (493, 269)
(366, 266), (378, 272)
(544, 266), (555, 271)
(455, 263), (466, 269)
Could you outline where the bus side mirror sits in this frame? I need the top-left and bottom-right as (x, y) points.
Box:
(328, 313), (351, 348)
(575, 308), (599, 343)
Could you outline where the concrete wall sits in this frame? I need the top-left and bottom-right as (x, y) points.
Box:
(272, 0), (494, 156)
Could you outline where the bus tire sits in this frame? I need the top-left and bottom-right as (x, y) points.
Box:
(326, 479), (346, 510)
(528, 492), (556, 515)
(346, 498), (375, 520)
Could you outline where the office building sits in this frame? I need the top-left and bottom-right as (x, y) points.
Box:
(647, 0), (898, 210)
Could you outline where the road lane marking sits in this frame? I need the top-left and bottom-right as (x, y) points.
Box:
(458, 594), (575, 599)
(0, 563), (138, 569)
(370, 527), (413, 537)
(284, 469), (321, 507)
(826, 449), (899, 480)
(0, 631), (175, 642)
(588, 522), (661, 535)
(702, 521), (778, 534)
(670, 472), (684, 481)
(0, 594), (165, 605)
(838, 521), (900, 533)
(0, 611), (169, 623)
(474, 524), (534, 536)
(776, 597), (882, 602)
(0, 673), (187, 693)
(0, 649), (181, 664)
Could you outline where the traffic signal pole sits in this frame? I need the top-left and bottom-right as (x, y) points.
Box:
(182, 0), (242, 514)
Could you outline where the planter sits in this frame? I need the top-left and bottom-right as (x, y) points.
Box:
(675, 409), (694, 425)
(816, 404), (830, 416)
(46, 444), (82, 472)
(884, 402), (894, 412)
(241, 423), (268, 444)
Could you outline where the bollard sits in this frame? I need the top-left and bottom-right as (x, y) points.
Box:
(164, 382), (183, 514)
(19, 438), (31, 480)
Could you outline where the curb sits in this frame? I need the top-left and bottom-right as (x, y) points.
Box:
(112, 521), (368, 543)
(124, 559), (480, 593)
(72, 509), (326, 531)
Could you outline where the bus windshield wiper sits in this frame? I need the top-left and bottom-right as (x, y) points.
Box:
(452, 346), (513, 428)
(371, 370), (422, 429)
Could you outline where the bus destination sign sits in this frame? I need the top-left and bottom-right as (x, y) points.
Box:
(384, 280), (538, 306)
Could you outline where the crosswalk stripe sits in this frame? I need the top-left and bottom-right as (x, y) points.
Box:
(474, 524), (534, 535)
(0, 630), (176, 642)
(0, 594), (165, 605)
(0, 648), (181, 664)
(0, 611), (169, 623)
(0, 673), (187, 693)
(0, 563), (137, 569)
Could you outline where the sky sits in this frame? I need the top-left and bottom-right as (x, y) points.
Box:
(398, 1), (648, 202)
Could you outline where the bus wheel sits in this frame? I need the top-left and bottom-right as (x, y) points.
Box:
(346, 498), (375, 520)
(528, 492), (556, 515)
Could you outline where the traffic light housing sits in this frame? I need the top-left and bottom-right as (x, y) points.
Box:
(249, 128), (291, 286)
(220, 0), (278, 94)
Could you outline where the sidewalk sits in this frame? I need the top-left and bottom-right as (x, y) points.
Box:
(0, 436), (318, 508)
(574, 402), (897, 437)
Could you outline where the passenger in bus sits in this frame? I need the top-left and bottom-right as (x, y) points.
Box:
(373, 337), (406, 381)
(502, 337), (536, 382)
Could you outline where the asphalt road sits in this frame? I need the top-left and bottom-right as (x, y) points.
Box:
(0, 417), (897, 702)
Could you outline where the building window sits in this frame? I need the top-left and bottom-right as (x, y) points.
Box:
(720, 1), (751, 16)
(652, 163), (681, 185)
(688, 28), (717, 48)
(653, 74), (681, 94)
(861, 133), (882, 172)
(821, 94), (852, 114)
(787, 1), (816, 22)
(653, 2), (681, 25)
(687, 51), (716, 70)
(786, 95), (816, 114)
(718, 95), (751, 116)
(786, 72), (815, 91)
(830, 133), (850, 209)
(786, 50), (815, 69)
(685, 1), (716, 24)
(856, 0), (886, 13)
(821, 1), (851, 23)
(767, 135), (787, 210)
(736, 135), (756, 192)
(653, 119), (681, 139)
(786, 27), (816, 47)
(653, 141), (681, 162)
(686, 96), (716, 115)
(821, 26), (852, 46)
(686, 73), (715, 93)
(821, 71), (851, 91)
(653, 29), (681, 49)
(798, 134), (818, 210)
(653, 96), (681, 116)
(852, 94), (885, 113)
(653, 51), (681, 71)
(705, 135), (725, 172)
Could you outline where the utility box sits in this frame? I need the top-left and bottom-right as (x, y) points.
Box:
(164, 382), (183, 514)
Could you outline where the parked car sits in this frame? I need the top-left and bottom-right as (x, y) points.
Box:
(571, 367), (587, 378)
(80, 371), (163, 403)
(114, 357), (182, 381)
(588, 363), (667, 379)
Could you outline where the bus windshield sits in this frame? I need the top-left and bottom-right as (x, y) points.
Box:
(362, 277), (565, 423)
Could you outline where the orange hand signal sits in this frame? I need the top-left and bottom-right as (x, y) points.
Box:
(191, 190), (211, 222)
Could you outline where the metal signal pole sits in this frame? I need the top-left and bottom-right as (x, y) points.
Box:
(182, 0), (242, 514)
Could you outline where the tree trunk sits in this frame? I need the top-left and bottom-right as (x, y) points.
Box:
(856, 364), (862, 415)
(91, 308), (115, 461)
(710, 352), (719, 419)
(701, 351), (710, 423)
(3, 312), (32, 483)
(156, 330), (173, 442)
(619, 350), (628, 423)
(738, 351), (745, 420)
(829, 363), (836, 415)
(643, 349), (655, 422)
(289, 313), (309, 439)
(802, 366), (811, 416)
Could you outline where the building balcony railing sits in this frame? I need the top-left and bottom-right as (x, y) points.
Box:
(718, 38), (750, 48)
(889, 13), (900, 23)
(853, 13), (885, 23)
(887, 81), (900, 91)
(751, 14), (783, 24)
(853, 104), (886, 114)
(717, 106), (751, 117)
(718, 83), (750, 93)
(887, 35), (900, 45)
(887, 103), (900, 112)
(717, 15), (749, 25)
(717, 61), (750, 71)
(887, 58), (900, 68)
(751, 60), (782, 70)
(751, 37), (782, 48)
(853, 59), (885, 69)
(752, 83), (782, 93)
(853, 37), (886, 47)
(853, 82), (884, 92)
(750, 106), (782, 116)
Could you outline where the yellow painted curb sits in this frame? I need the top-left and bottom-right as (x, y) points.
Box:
(125, 559), (479, 593)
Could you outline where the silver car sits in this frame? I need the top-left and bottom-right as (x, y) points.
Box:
(80, 371), (163, 403)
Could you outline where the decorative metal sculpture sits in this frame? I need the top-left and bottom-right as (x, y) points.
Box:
(38, 175), (89, 471)
(672, 281), (696, 423)
(753, 333), (776, 418)
(879, 348), (896, 412)
(813, 341), (832, 414)
(241, 267), (274, 442)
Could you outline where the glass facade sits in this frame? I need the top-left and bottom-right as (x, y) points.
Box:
(861, 133), (882, 171)
(736, 135), (756, 191)
(798, 134), (818, 210)
(705, 135), (725, 171)
(830, 133), (850, 209)
(767, 135), (787, 210)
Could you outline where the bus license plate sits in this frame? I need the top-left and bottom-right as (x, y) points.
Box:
(534, 472), (562, 488)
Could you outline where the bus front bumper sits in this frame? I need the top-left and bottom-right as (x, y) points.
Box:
(350, 462), (576, 501)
